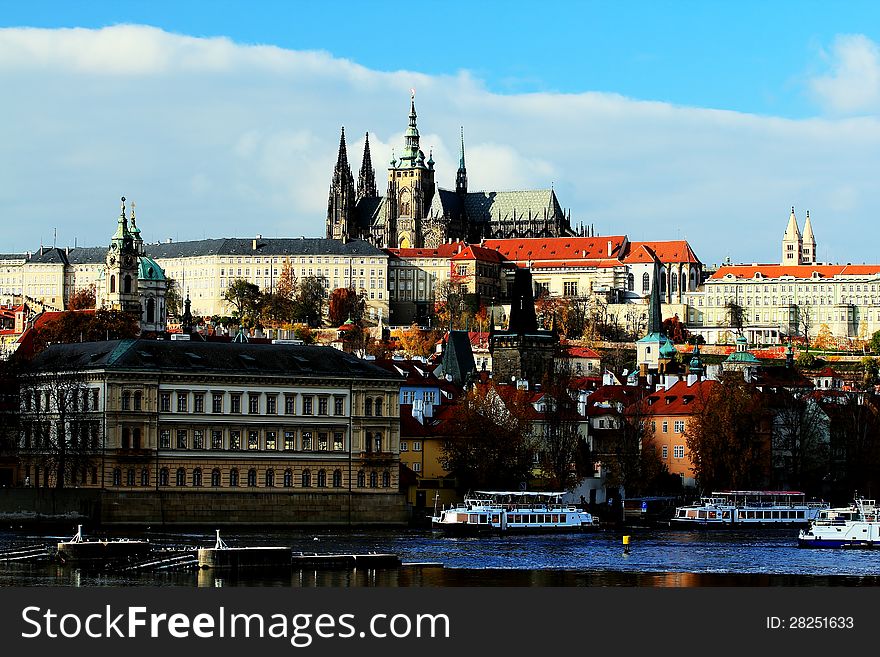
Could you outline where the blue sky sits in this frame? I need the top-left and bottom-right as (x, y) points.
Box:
(2, 1), (880, 265)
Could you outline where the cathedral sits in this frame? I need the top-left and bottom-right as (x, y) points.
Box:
(781, 206), (817, 265)
(327, 95), (576, 248)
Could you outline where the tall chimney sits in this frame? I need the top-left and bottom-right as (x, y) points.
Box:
(607, 240), (612, 256)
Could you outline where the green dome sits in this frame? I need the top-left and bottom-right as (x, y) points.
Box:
(138, 255), (166, 282)
(659, 339), (678, 359)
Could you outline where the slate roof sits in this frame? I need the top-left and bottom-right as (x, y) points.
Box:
(25, 246), (107, 265)
(462, 190), (564, 224)
(144, 237), (386, 259)
(30, 339), (404, 381)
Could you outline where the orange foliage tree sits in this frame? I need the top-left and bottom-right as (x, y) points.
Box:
(397, 323), (439, 358)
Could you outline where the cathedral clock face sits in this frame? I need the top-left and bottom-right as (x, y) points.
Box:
(123, 255), (135, 268)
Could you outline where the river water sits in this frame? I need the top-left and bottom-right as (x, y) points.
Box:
(1, 526), (879, 587)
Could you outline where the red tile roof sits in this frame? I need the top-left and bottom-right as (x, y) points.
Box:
(483, 236), (628, 263)
(639, 379), (718, 416)
(565, 346), (601, 359)
(710, 264), (880, 280)
(624, 241), (701, 265)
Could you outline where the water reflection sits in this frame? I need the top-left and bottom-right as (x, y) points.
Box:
(4, 526), (880, 587)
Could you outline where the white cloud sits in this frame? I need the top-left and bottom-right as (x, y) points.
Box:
(1, 25), (879, 266)
(809, 34), (880, 114)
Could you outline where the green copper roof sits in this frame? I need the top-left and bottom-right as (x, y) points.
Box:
(725, 349), (760, 364)
(660, 340), (678, 358)
(139, 255), (165, 282)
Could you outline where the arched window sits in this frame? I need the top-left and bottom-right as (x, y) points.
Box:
(159, 468), (169, 486)
(265, 469), (275, 488)
(332, 469), (342, 488)
(382, 471), (390, 488)
(110, 275), (116, 293)
(211, 468), (221, 487)
(660, 273), (667, 294)
(642, 272), (650, 293)
(628, 273), (634, 291)
(302, 470), (311, 488)
(357, 470), (365, 488)
(680, 272), (686, 292)
(146, 297), (155, 323)
(365, 398), (373, 416)
(193, 468), (202, 487)
(229, 468), (239, 487)
(374, 398), (383, 417)
(126, 468), (135, 486)
(369, 471), (378, 488)
(141, 468), (149, 486)
(112, 468), (121, 486)
(283, 469), (293, 487)
(317, 469), (326, 487)
(176, 468), (186, 486)
(247, 468), (257, 487)
(124, 275), (132, 294)
(671, 272), (678, 295)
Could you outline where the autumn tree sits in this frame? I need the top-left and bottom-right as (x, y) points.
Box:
(328, 287), (366, 327)
(165, 278), (182, 318)
(604, 396), (671, 496)
(68, 285), (96, 310)
(292, 275), (327, 328)
(685, 373), (769, 492)
(769, 390), (830, 495)
(222, 279), (262, 328)
(813, 323), (833, 351)
(724, 301), (744, 332)
(275, 259), (297, 299)
(662, 314), (690, 343)
(440, 382), (535, 492)
(798, 304), (815, 343)
(536, 363), (591, 490)
(397, 323), (438, 358)
(33, 309), (139, 353)
(829, 396), (880, 501)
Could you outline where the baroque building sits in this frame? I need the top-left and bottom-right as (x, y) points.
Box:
(327, 94), (576, 249)
(18, 339), (406, 524)
(95, 198), (168, 333)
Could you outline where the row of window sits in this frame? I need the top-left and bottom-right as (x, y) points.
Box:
(158, 428), (355, 452)
(653, 420), (686, 433)
(660, 445), (686, 459)
(109, 467), (391, 489)
(156, 392), (385, 417)
(399, 440), (422, 452)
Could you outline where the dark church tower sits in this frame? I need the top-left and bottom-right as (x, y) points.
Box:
(326, 127), (356, 241)
(456, 127), (468, 196)
(356, 132), (377, 202)
(489, 268), (558, 388)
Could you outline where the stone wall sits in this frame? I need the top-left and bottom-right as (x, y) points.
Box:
(100, 490), (410, 526)
(0, 488), (409, 527)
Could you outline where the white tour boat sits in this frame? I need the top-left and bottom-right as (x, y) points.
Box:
(431, 491), (599, 534)
(798, 498), (880, 548)
(671, 490), (827, 527)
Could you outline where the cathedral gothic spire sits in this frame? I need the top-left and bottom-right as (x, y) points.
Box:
(456, 126), (468, 195)
(326, 127), (356, 241)
(357, 132), (377, 202)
